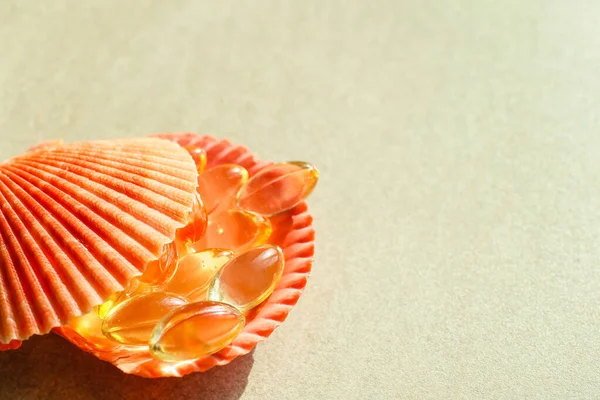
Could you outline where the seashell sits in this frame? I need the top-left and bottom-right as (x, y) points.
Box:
(0, 340), (22, 351)
(0, 138), (199, 345)
(57, 134), (316, 378)
(27, 139), (64, 152)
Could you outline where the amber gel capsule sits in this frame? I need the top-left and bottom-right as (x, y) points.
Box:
(102, 292), (188, 345)
(69, 312), (122, 351)
(95, 292), (119, 319)
(138, 241), (179, 284)
(176, 192), (208, 247)
(101, 278), (156, 316)
(192, 209), (272, 254)
(237, 162), (318, 216)
(96, 278), (154, 319)
(207, 245), (284, 312)
(184, 145), (207, 174)
(150, 301), (245, 361)
(197, 164), (249, 214)
(160, 249), (234, 301)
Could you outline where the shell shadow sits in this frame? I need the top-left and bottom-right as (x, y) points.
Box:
(0, 334), (254, 400)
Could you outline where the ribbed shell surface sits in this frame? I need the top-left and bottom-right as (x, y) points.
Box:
(0, 138), (198, 344)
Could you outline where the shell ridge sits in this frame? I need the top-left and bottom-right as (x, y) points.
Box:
(91, 138), (197, 161)
(47, 148), (198, 184)
(1, 167), (171, 304)
(0, 222), (21, 343)
(0, 173), (39, 342)
(23, 155), (192, 221)
(283, 241), (315, 260)
(0, 175), (61, 337)
(12, 159), (186, 240)
(2, 168), (122, 302)
(58, 138), (179, 153)
(76, 141), (198, 163)
(0, 173), (83, 322)
(32, 152), (195, 207)
(1, 170), (103, 311)
(7, 161), (170, 260)
(42, 149), (196, 194)
(87, 145), (193, 161)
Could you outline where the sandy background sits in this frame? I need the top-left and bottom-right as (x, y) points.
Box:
(1, 1), (599, 399)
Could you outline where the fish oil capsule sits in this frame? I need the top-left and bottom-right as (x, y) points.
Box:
(95, 292), (119, 319)
(159, 249), (234, 301)
(183, 145), (207, 174)
(97, 278), (154, 319)
(207, 245), (284, 312)
(120, 278), (154, 298)
(237, 162), (318, 216)
(197, 164), (249, 214)
(176, 192), (208, 249)
(138, 241), (179, 284)
(192, 209), (272, 254)
(68, 313), (118, 351)
(149, 301), (244, 361)
(108, 278), (155, 310)
(102, 292), (188, 345)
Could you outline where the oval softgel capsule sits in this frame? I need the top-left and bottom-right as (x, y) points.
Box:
(101, 292), (188, 345)
(207, 244), (285, 312)
(193, 209), (272, 253)
(236, 161), (318, 216)
(159, 248), (234, 301)
(197, 164), (249, 214)
(150, 301), (245, 361)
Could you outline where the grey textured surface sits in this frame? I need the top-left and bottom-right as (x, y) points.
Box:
(1, 1), (599, 399)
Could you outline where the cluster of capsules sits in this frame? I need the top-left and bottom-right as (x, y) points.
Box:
(67, 146), (318, 362)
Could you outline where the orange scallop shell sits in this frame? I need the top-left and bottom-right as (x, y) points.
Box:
(55, 134), (316, 378)
(0, 138), (198, 345)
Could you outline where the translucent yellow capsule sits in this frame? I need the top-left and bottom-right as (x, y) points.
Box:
(237, 161), (318, 216)
(176, 192), (208, 247)
(102, 292), (188, 345)
(68, 313), (119, 351)
(184, 145), (207, 174)
(159, 248), (234, 301)
(109, 277), (154, 308)
(122, 278), (154, 297)
(197, 164), (249, 214)
(95, 279), (154, 319)
(207, 245), (284, 312)
(95, 292), (119, 319)
(138, 241), (179, 284)
(150, 301), (245, 361)
(192, 209), (272, 254)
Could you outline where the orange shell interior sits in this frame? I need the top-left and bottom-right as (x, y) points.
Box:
(55, 134), (316, 378)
